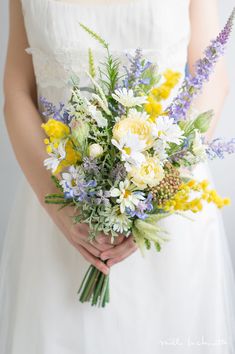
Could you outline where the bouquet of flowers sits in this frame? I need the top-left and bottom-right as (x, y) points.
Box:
(41, 9), (235, 307)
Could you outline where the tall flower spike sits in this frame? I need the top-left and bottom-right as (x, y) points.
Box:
(206, 137), (235, 160)
(167, 8), (235, 122)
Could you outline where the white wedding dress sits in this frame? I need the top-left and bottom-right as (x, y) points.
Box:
(1, 0), (235, 353)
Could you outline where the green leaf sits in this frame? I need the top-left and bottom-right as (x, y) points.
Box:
(51, 175), (63, 192)
(193, 110), (214, 133)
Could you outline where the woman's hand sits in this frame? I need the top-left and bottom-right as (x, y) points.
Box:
(99, 235), (138, 267)
(45, 204), (125, 275)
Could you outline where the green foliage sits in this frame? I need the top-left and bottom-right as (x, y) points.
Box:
(51, 175), (63, 192)
(80, 23), (121, 97)
(154, 242), (162, 252)
(98, 55), (121, 94)
(193, 110), (213, 133)
(79, 23), (109, 49)
(179, 110), (213, 136)
(88, 48), (96, 78)
(141, 63), (161, 93)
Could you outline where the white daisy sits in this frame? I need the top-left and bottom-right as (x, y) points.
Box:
(110, 179), (145, 213)
(111, 131), (147, 171)
(108, 209), (132, 234)
(44, 140), (67, 173)
(127, 108), (150, 121)
(60, 165), (80, 193)
(112, 88), (147, 108)
(152, 116), (184, 145)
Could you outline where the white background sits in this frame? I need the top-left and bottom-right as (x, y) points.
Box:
(0, 0), (235, 269)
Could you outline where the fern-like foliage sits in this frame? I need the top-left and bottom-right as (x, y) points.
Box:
(79, 23), (109, 49)
(99, 55), (121, 94)
(80, 23), (121, 95)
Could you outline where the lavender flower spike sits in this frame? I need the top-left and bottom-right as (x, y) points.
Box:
(206, 137), (235, 160)
(167, 8), (235, 122)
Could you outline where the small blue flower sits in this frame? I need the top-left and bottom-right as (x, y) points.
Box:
(126, 193), (153, 220)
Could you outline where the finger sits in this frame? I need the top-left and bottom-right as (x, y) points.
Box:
(107, 246), (137, 267)
(74, 243), (110, 275)
(79, 240), (101, 258)
(100, 236), (138, 261)
(90, 240), (116, 252)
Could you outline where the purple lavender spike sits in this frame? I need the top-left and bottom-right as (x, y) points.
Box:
(40, 96), (71, 124)
(123, 48), (152, 89)
(206, 137), (235, 160)
(167, 8), (235, 122)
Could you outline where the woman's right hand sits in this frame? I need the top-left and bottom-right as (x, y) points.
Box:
(45, 204), (125, 275)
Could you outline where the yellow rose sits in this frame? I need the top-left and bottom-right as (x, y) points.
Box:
(41, 118), (70, 140)
(129, 157), (165, 189)
(113, 117), (154, 148)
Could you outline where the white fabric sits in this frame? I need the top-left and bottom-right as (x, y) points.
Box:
(1, 0), (235, 353)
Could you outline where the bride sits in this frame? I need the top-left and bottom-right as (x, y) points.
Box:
(1, 0), (235, 353)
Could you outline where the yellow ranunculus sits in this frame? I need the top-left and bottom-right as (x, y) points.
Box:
(41, 118), (70, 140)
(113, 117), (154, 148)
(129, 157), (165, 189)
(51, 140), (82, 175)
(65, 140), (82, 165)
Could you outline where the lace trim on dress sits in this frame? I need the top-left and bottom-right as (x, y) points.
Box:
(26, 37), (189, 89)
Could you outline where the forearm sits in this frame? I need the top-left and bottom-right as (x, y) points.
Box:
(188, 0), (230, 143)
(189, 59), (229, 142)
(4, 91), (57, 205)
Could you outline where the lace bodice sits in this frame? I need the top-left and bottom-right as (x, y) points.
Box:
(21, 0), (191, 104)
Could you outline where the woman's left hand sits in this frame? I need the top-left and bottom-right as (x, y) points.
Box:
(99, 235), (138, 267)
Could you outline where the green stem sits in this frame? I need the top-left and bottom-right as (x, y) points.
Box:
(79, 266), (97, 302)
(92, 272), (105, 306)
(105, 276), (110, 304)
(77, 265), (93, 294)
(86, 268), (100, 301)
(99, 274), (109, 308)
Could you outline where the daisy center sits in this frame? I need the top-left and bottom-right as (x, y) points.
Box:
(124, 147), (131, 155)
(123, 190), (131, 198)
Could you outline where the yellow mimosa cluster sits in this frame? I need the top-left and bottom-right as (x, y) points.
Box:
(145, 69), (181, 121)
(163, 179), (230, 213)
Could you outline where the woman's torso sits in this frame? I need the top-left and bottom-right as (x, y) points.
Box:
(20, 0), (191, 105)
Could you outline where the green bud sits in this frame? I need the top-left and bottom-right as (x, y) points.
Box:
(193, 110), (214, 133)
(70, 118), (89, 146)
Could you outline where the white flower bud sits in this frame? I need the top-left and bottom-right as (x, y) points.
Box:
(88, 143), (104, 158)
